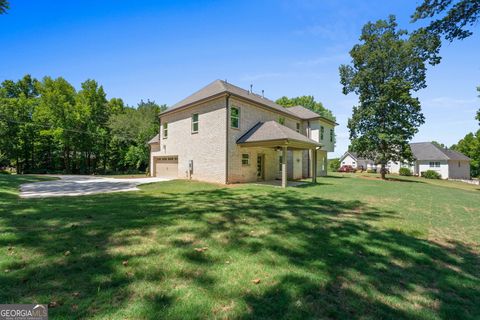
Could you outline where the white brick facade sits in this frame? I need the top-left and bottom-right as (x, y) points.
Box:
(150, 89), (336, 184)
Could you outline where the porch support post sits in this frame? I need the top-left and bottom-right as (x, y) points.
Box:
(311, 148), (317, 183)
(282, 146), (287, 188)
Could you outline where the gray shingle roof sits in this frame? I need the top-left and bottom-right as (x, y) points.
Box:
(287, 105), (338, 125)
(236, 121), (320, 146)
(148, 134), (159, 144)
(161, 80), (337, 125)
(411, 142), (470, 160)
(340, 151), (373, 162)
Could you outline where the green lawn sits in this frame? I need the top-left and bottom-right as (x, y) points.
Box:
(0, 174), (479, 319)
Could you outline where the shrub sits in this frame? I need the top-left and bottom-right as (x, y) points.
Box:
(328, 158), (341, 172)
(366, 169), (376, 173)
(421, 170), (441, 179)
(399, 167), (412, 176)
(0, 170), (10, 175)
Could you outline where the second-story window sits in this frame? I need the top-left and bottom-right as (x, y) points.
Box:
(296, 123), (300, 133)
(231, 106), (240, 129)
(163, 122), (168, 139)
(191, 113), (199, 133)
(330, 129), (334, 142)
(278, 117), (285, 125)
(320, 126), (324, 140)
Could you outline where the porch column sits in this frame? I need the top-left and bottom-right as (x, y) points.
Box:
(282, 146), (287, 188)
(311, 148), (317, 183)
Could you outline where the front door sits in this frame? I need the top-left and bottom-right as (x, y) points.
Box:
(257, 154), (265, 181)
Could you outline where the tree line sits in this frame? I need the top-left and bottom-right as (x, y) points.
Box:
(341, 0), (479, 179)
(0, 75), (166, 174)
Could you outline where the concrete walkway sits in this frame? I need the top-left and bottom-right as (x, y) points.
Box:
(20, 175), (172, 198)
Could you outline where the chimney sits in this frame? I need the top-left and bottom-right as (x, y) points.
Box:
(250, 84), (253, 94)
(262, 89), (264, 98)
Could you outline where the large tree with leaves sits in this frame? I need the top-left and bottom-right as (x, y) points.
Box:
(0, 0), (8, 14)
(275, 96), (335, 121)
(452, 130), (480, 177)
(340, 15), (441, 179)
(412, 0), (479, 41)
(476, 86), (480, 126)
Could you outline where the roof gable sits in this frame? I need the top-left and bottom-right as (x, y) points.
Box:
(236, 120), (320, 146)
(410, 142), (470, 161)
(160, 80), (337, 125)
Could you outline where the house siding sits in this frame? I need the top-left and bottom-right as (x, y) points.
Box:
(417, 160), (449, 179)
(448, 160), (470, 179)
(153, 97), (227, 183)
(227, 97), (300, 183)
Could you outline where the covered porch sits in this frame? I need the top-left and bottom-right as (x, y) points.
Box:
(236, 121), (322, 188)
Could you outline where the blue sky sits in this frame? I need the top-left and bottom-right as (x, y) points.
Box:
(1, 0), (478, 157)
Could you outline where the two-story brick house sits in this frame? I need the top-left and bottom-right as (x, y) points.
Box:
(149, 80), (336, 187)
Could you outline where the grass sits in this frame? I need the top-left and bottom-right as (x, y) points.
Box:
(0, 174), (479, 319)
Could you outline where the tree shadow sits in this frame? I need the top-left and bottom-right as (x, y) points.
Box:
(0, 177), (478, 319)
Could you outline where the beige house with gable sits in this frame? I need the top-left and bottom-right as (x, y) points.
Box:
(149, 80), (337, 187)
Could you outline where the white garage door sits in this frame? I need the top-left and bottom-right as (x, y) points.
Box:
(155, 156), (178, 177)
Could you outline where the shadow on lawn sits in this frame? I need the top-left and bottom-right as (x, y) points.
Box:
(0, 178), (478, 319)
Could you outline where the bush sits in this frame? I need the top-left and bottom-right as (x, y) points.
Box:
(328, 158), (341, 172)
(366, 169), (376, 173)
(421, 170), (441, 179)
(0, 170), (10, 175)
(399, 167), (412, 176)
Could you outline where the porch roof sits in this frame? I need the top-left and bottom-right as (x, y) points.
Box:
(236, 121), (321, 149)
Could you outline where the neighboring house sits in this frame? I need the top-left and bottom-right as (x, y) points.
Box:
(339, 151), (375, 170)
(389, 142), (471, 179)
(148, 80), (337, 187)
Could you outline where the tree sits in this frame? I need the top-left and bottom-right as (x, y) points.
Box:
(431, 141), (448, 149)
(476, 86), (480, 126)
(0, 75), (40, 173)
(328, 158), (341, 172)
(275, 96), (335, 121)
(452, 130), (480, 177)
(412, 0), (479, 41)
(108, 99), (163, 171)
(0, 0), (8, 14)
(339, 15), (441, 179)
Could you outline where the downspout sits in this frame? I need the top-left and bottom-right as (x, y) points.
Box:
(307, 120), (310, 177)
(225, 94), (230, 184)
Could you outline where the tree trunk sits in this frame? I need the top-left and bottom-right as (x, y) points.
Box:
(380, 163), (386, 180)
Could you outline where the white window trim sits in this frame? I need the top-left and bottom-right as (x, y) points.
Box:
(231, 106), (240, 129)
(191, 113), (199, 134)
(241, 153), (250, 166)
(163, 122), (168, 139)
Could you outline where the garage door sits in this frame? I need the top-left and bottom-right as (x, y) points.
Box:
(155, 156), (178, 177)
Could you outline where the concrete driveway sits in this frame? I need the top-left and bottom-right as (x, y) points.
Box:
(20, 175), (172, 198)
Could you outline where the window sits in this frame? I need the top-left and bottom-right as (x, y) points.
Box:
(429, 161), (440, 168)
(330, 129), (334, 142)
(230, 106), (240, 129)
(191, 113), (199, 133)
(163, 122), (168, 139)
(278, 117), (285, 125)
(458, 161), (461, 167)
(278, 155), (283, 172)
(436, 162), (440, 168)
(242, 154), (250, 165)
(296, 122), (300, 133)
(320, 126), (324, 140)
